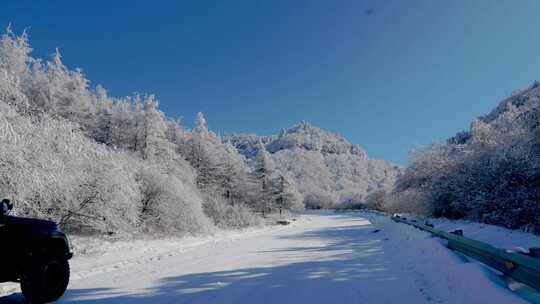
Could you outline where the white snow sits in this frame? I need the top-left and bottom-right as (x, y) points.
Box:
(428, 217), (540, 251)
(0, 212), (533, 303)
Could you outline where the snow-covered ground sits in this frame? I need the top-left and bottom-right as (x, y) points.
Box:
(1, 212), (537, 303)
(428, 217), (540, 251)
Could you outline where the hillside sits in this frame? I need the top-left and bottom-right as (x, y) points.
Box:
(0, 28), (283, 235)
(382, 81), (540, 234)
(226, 122), (401, 209)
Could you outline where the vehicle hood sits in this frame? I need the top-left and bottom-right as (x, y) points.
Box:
(6, 216), (58, 230)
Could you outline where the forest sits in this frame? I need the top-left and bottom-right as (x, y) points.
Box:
(0, 28), (303, 236)
(368, 82), (540, 234)
(1, 27), (538, 236)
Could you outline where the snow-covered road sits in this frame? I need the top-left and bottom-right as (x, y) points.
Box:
(0, 212), (529, 303)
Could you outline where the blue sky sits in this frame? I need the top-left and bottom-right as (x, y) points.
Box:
(2, 0), (540, 165)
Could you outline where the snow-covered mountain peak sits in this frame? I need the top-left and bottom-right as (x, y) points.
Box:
(266, 121), (367, 158)
(285, 120), (317, 134)
(224, 123), (399, 209)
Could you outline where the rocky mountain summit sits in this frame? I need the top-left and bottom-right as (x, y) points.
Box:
(226, 122), (400, 208)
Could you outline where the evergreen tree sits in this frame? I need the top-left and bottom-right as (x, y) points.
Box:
(272, 174), (301, 214)
(254, 140), (275, 216)
(189, 112), (225, 191)
(92, 85), (113, 145)
(139, 95), (169, 161)
(45, 49), (94, 128)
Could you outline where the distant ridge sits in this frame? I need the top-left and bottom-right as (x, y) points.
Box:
(225, 122), (400, 209)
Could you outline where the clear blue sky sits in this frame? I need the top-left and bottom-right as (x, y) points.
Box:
(2, 0), (540, 165)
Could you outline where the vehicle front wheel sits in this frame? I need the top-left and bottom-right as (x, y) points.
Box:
(21, 257), (70, 303)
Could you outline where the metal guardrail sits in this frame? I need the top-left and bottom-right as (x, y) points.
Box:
(391, 214), (540, 292)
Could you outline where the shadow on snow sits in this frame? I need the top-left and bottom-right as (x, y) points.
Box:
(1, 213), (407, 304)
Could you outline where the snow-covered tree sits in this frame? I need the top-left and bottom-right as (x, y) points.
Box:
(188, 112), (225, 191)
(253, 140), (276, 216)
(0, 28), (222, 235)
(135, 95), (173, 161)
(109, 100), (137, 150)
(43, 49), (94, 127)
(91, 85), (113, 145)
(225, 122), (400, 209)
(388, 81), (540, 233)
(272, 174), (302, 214)
(221, 140), (251, 204)
(0, 25), (32, 79)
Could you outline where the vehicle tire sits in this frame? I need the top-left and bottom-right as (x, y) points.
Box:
(21, 257), (70, 303)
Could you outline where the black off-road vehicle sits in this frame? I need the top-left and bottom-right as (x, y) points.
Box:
(0, 199), (73, 303)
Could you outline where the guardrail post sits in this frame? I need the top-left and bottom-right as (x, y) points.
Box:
(529, 248), (540, 258)
(450, 229), (463, 236)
